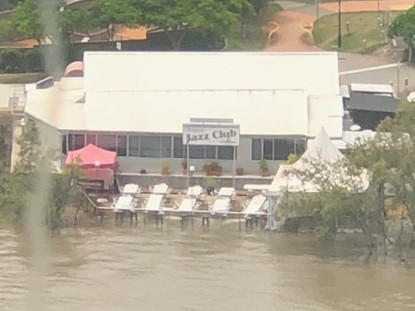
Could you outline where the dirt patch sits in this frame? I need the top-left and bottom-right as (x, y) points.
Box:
(264, 10), (320, 52)
(265, 0), (413, 52)
(300, 31), (315, 46)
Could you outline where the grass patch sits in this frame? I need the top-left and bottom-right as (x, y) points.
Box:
(225, 3), (283, 51)
(0, 72), (48, 83)
(313, 12), (387, 53)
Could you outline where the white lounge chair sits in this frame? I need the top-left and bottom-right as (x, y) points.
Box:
(217, 187), (235, 197)
(151, 183), (169, 194)
(243, 194), (267, 217)
(144, 194), (164, 212)
(122, 183), (141, 195)
(211, 197), (232, 214)
(113, 195), (136, 211)
(209, 187), (235, 215)
(178, 197), (199, 213)
(186, 185), (203, 197)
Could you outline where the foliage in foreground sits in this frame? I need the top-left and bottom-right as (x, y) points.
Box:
(0, 119), (84, 231)
(279, 102), (415, 261)
(389, 5), (415, 61)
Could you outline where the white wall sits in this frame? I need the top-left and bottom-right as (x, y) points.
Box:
(308, 95), (344, 138)
(85, 90), (309, 135)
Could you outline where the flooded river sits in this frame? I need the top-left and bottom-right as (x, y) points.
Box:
(1, 225), (414, 311)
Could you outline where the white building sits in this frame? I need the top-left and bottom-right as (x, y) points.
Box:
(23, 51), (344, 175)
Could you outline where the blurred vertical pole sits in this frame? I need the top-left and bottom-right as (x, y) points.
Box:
(27, 0), (65, 309)
(315, 0), (319, 21)
(377, 0), (380, 18)
(397, 64), (400, 96)
(338, 0), (342, 48)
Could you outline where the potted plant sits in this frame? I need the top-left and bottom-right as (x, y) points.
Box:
(161, 161), (170, 175)
(259, 159), (270, 176)
(181, 159), (188, 175)
(236, 167), (244, 176)
(203, 161), (222, 176)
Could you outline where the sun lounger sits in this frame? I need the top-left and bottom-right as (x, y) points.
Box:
(122, 183), (141, 195)
(144, 194), (164, 212)
(217, 187), (235, 197)
(113, 195), (136, 211)
(243, 194), (267, 217)
(178, 198), (199, 213)
(186, 185), (203, 197)
(151, 183), (169, 194)
(209, 187), (235, 215)
(211, 197), (232, 214)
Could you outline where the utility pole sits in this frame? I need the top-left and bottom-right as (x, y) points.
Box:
(315, 0), (320, 21)
(338, 0), (342, 48)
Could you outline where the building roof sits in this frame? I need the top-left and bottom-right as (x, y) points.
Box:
(347, 91), (400, 113)
(84, 51), (340, 95)
(25, 79), (85, 130)
(350, 83), (394, 94)
(25, 51), (343, 137)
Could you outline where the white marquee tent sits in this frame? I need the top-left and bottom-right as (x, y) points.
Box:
(267, 127), (369, 195)
(263, 128), (370, 230)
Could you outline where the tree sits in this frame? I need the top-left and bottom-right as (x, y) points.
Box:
(10, 120), (84, 230)
(248, 0), (269, 14)
(0, 19), (13, 42)
(0, 113), (12, 173)
(14, 119), (42, 174)
(11, 0), (43, 44)
(95, 0), (140, 41)
(59, 7), (95, 40)
(46, 166), (84, 231)
(98, 0), (253, 50)
(10, 0), (63, 45)
(342, 102), (415, 260)
(389, 5), (415, 61)
(280, 155), (369, 235)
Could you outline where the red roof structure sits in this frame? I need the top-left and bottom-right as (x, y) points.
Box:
(65, 144), (118, 169)
(63, 61), (84, 77)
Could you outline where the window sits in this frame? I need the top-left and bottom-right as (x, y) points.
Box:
(218, 146), (234, 160)
(73, 134), (85, 150)
(263, 139), (273, 160)
(140, 136), (161, 158)
(295, 139), (306, 154)
(67, 134), (74, 151)
(161, 136), (172, 158)
(206, 146), (216, 159)
(86, 134), (96, 145)
(251, 138), (306, 160)
(61, 135), (67, 154)
(274, 139), (294, 160)
(173, 136), (184, 158)
(117, 135), (127, 156)
(128, 136), (139, 157)
(189, 146), (205, 159)
(251, 139), (261, 160)
(97, 134), (116, 151)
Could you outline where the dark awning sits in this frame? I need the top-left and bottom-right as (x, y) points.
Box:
(346, 91), (400, 113)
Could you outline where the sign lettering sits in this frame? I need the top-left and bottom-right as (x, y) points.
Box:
(183, 124), (240, 146)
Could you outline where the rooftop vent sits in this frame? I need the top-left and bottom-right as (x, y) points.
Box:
(36, 76), (54, 89)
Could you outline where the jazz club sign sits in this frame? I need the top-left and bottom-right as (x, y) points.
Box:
(182, 123), (240, 146)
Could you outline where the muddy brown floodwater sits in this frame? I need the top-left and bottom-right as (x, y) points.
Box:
(0, 225), (414, 311)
